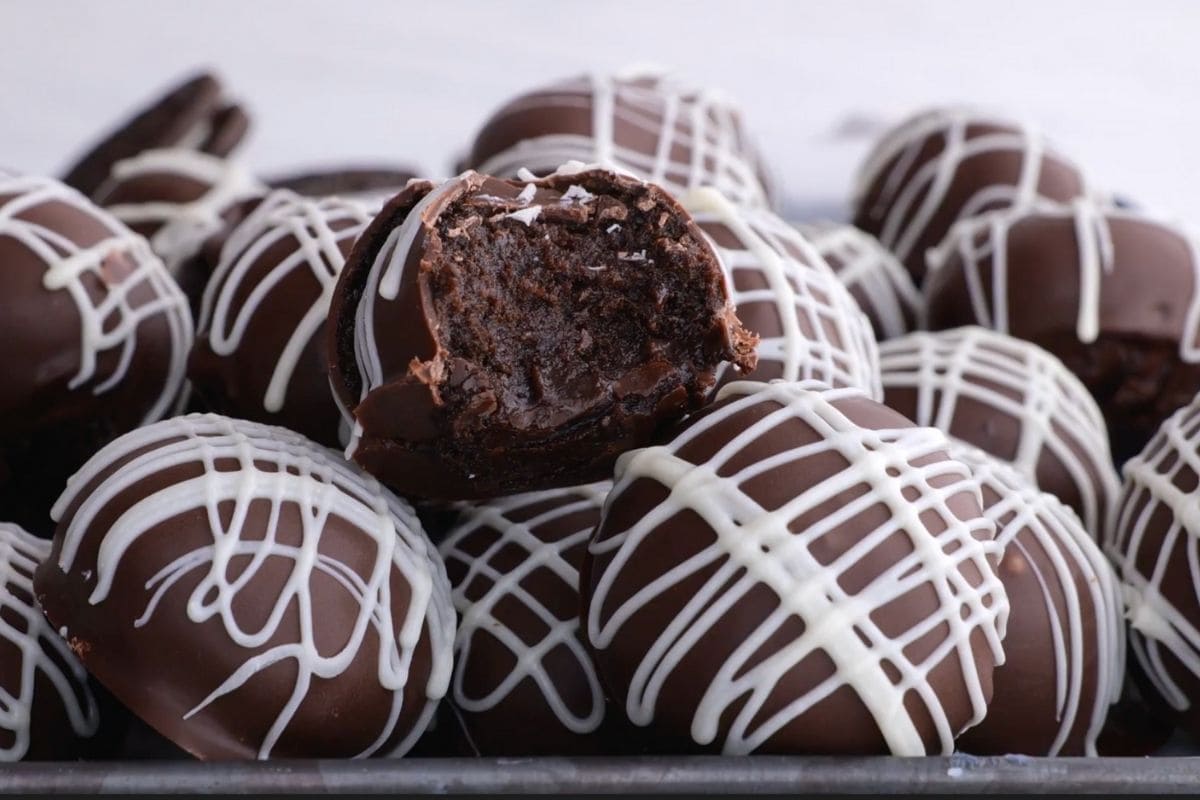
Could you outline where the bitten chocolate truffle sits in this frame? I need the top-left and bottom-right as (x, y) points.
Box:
(93, 148), (265, 307)
(852, 107), (1087, 283)
(1108, 394), (1200, 738)
(924, 200), (1200, 464)
(582, 380), (1008, 756)
(328, 166), (757, 501)
(795, 221), (922, 340)
(684, 189), (881, 397)
(0, 173), (193, 534)
(468, 70), (773, 209)
(0, 522), (99, 761)
(33, 414), (455, 760)
(63, 72), (250, 199)
(190, 190), (377, 447)
(879, 327), (1119, 539)
(952, 447), (1123, 757)
(439, 483), (616, 755)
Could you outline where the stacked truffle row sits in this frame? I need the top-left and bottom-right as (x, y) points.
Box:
(0, 66), (1170, 762)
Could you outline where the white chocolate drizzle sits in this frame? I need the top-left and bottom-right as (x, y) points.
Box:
(440, 483), (609, 735)
(51, 414), (455, 759)
(0, 174), (193, 424)
(953, 445), (1123, 756)
(927, 199), (1200, 363)
(0, 523), (99, 761)
(878, 327), (1119, 538)
(197, 189), (376, 414)
(475, 69), (772, 209)
(684, 188), (882, 398)
(796, 221), (922, 340)
(97, 148), (265, 275)
(1110, 395), (1200, 712)
(586, 379), (1008, 756)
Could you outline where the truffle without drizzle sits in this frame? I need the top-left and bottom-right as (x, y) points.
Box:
(582, 380), (1008, 756)
(439, 483), (616, 755)
(190, 190), (377, 447)
(33, 414), (456, 760)
(328, 166), (757, 500)
(879, 327), (1119, 539)
(925, 199), (1200, 464)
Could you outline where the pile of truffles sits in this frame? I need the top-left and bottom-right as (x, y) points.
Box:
(3, 67), (1197, 763)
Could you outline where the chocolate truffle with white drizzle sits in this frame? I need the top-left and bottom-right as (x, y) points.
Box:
(924, 198), (1200, 464)
(796, 221), (922, 340)
(683, 188), (881, 397)
(582, 380), (1008, 755)
(33, 414), (455, 760)
(951, 446), (1123, 757)
(190, 189), (376, 447)
(1107, 393), (1200, 738)
(439, 483), (621, 755)
(328, 165), (757, 500)
(0, 173), (193, 534)
(468, 69), (773, 210)
(0, 522), (100, 761)
(879, 327), (1119, 539)
(852, 107), (1088, 283)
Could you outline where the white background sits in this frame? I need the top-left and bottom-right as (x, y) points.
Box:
(4, 0), (1199, 221)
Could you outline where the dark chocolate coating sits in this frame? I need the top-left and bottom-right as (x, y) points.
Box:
(328, 168), (757, 500)
(0, 176), (191, 535)
(62, 72), (250, 199)
(440, 485), (624, 755)
(189, 191), (375, 448)
(582, 382), (1005, 755)
(925, 207), (1200, 465)
(852, 109), (1086, 283)
(268, 166), (418, 199)
(33, 414), (451, 761)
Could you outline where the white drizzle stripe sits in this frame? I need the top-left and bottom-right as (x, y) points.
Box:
(475, 71), (771, 210)
(197, 190), (375, 414)
(953, 446), (1123, 756)
(878, 327), (1119, 538)
(927, 199), (1200, 364)
(0, 174), (192, 424)
(586, 380), (1008, 756)
(0, 523), (99, 761)
(1109, 395), (1200, 711)
(797, 221), (922, 340)
(852, 108), (1082, 268)
(51, 414), (455, 759)
(97, 149), (265, 275)
(684, 189), (882, 399)
(440, 484), (609, 734)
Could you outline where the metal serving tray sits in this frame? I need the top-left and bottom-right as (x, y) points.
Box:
(2, 756), (1200, 795)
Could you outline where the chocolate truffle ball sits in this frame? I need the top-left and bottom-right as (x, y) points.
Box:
(879, 327), (1119, 539)
(33, 414), (456, 760)
(268, 166), (418, 201)
(468, 70), (773, 209)
(924, 200), (1200, 464)
(93, 148), (266, 307)
(440, 483), (617, 755)
(1108, 393), (1200, 737)
(328, 166), (757, 501)
(852, 107), (1088, 283)
(582, 380), (1008, 756)
(63, 71), (250, 199)
(951, 447), (1123, 756)
(190, 190), (377, 448)
(684, 189), (881, 398)
(0, 173), (193, 534)
(0, 522), (99, 760)
(795, 221), (922, 340)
